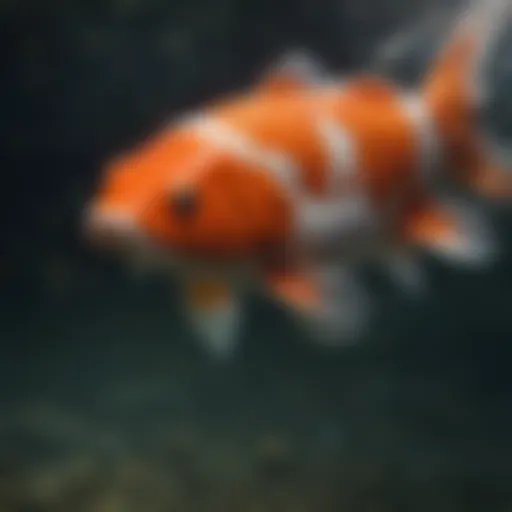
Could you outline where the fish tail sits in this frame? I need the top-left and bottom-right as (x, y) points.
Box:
(422, 0), (512, 200)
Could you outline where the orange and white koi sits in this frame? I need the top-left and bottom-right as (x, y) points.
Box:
(84, 0), (512, 358)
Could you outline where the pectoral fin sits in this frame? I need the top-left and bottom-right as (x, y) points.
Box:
(181, 278), (243, 360)
(265, 265), (371, 346)
(402, 197), (498, 268)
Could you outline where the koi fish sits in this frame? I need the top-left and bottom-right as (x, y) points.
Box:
(84, 0), (512, 359)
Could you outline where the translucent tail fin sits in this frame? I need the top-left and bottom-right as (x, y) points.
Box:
(423, 0), (512, 199)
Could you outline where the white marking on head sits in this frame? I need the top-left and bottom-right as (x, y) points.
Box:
(84, 206), (143, 243)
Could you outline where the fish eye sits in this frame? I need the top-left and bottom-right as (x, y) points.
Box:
(169, 188), (198, 218)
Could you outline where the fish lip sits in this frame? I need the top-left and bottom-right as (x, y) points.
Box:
(82, 205), (148, 252)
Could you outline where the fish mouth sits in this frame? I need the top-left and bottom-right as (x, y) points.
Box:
(83, 205), (258, 283)
(83, 206), (140, 249)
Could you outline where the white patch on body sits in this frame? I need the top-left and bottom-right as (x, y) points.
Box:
(316, 116), (358, 195)
(182, 114), (302, 197)
(303, 115), (377, 250)
(400, 93), (442, 185)
(183, 113), (376, 251)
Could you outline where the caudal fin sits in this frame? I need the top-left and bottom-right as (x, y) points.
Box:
(422, 0), (512, 200)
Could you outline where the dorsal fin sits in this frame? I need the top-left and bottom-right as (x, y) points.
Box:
(256, 49), (328, 95)
(342, 74), (397, 101)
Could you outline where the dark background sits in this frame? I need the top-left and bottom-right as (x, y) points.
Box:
(2, 0), (512, 510)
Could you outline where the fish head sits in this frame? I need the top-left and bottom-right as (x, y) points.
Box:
(83, 123), (292, 277)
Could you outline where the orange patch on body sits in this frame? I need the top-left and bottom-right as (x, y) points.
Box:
(211, 93), (330, 196)
(325, 76), (423, 209)
(138, 150), (293, 257)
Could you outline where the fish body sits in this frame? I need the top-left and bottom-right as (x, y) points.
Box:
(85, 0), (512, 358)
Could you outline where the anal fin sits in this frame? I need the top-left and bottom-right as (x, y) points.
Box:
(265, 265), (371, 346)
(403, 197), (498, 268)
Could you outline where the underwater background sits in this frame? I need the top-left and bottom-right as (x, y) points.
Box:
(2, 0), (512, 509)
